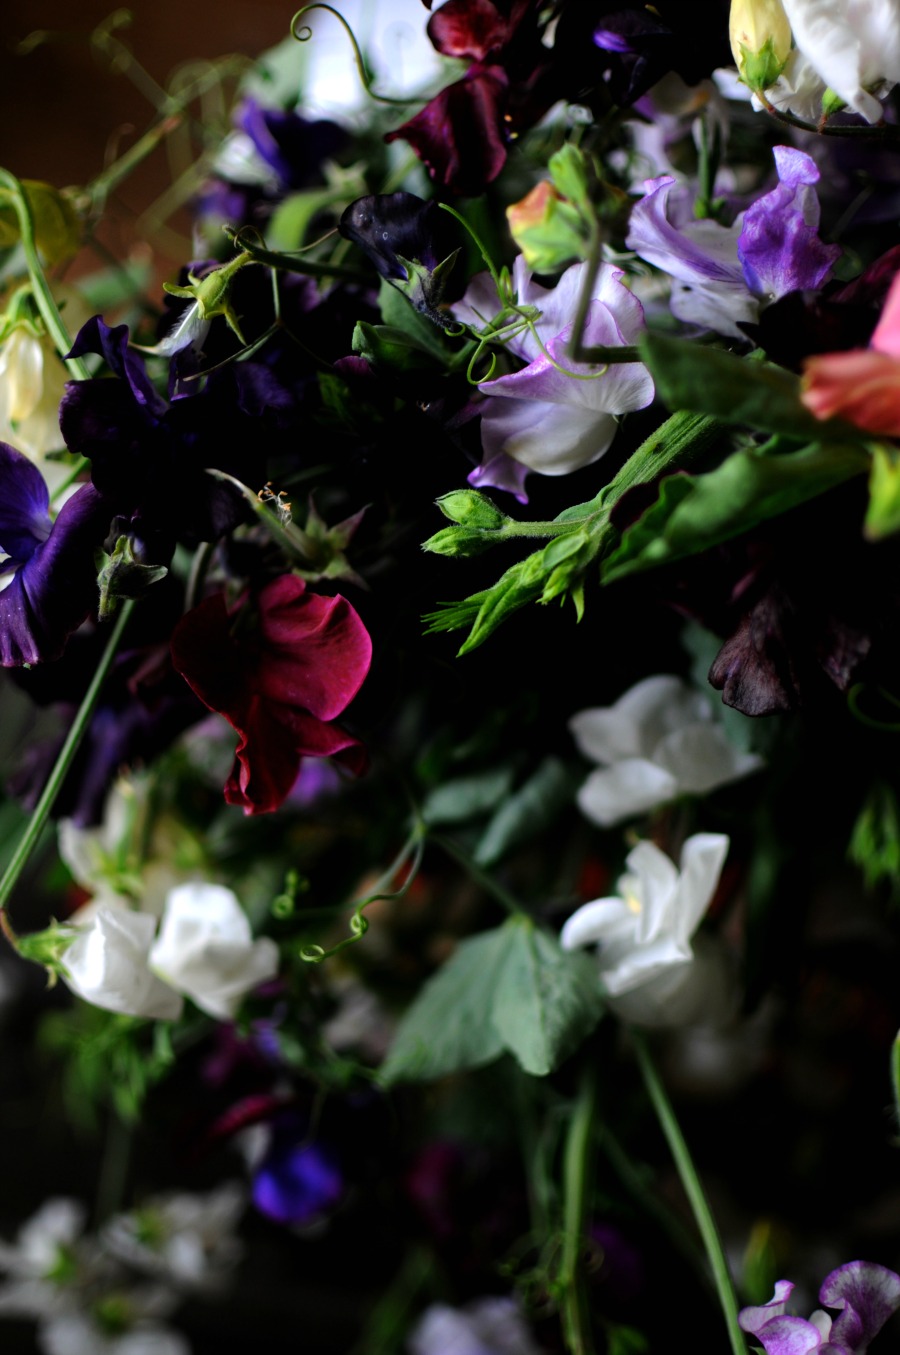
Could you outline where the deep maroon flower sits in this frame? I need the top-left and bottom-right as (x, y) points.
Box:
(386, 64), (511, 197)
(170, 574), (372, 814)
(386, 0), (555, 195)
(0, 442), (112, 667)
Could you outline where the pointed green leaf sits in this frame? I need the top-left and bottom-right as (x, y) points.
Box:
(640, 332), (861, 441)
(422, 767), (516, 827)
(865, 443), (900, 539)
(602, 441), (868, 584)
(379, 928), (509, 1084)
(493, 919), (604, 1077)
(475, 757), (576, 867)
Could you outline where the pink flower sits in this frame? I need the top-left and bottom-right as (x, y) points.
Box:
(802, 272), (900, 436)
(171, 574), (372, 815)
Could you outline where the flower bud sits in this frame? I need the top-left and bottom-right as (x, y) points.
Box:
(729, 0), (792, 91)
(436, 490), (507, 530)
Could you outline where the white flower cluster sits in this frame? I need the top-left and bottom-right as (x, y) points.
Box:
(0, 1186), (243, 1355)
(60, 883), (279, 1022)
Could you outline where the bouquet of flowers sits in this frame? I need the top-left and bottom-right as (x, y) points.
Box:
(2, 1), (900, 1350)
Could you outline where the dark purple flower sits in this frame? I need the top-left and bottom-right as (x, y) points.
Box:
(235, 98), (345, 192)
(60, 317), (271, 553)
(0, 442), (112, 667)
(252, 1125), (343, 1226)
(339, 192), (453, 282)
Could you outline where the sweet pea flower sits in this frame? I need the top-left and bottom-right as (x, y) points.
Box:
(560, 833), (730, 1026)
(570, 675), (762, 827)
(780, 0), (900, 124)
(802, 270), (900, 435)
(60, 908), (184, 1023)
(739, 1261), (900, 1354)
(171, 574), (372, 815)
(102, 1185), (244, 1291)
(626, 146), (838, 338)
(148, 883), (279, 1021)
(454, 256), (654, 493)
(407, 1295), (543, 1355)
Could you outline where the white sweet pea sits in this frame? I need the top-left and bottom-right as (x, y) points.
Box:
(0, 1198), (88, 1319)
(780, 0), (900, 124)
(102, 1185), (244, 1291)
(148, 884), (279, 1021)
(408, 1296), (543, 1355)
(561, 834), (731, 1026)
(60, 909), (183, 1022)
(40, 1307), (190, 1355)
(570, 674), (762, 827)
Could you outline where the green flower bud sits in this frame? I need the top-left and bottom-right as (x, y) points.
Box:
(436, 490), (508, 530)
(729, 0), (792, 91)
(422, 525), (502, 557)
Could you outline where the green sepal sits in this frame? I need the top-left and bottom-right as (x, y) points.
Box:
(390, 249), (460, 330)
(738, 35), (788, 92)
(97, 536), (168, 620)
(423, 525), (507, 558)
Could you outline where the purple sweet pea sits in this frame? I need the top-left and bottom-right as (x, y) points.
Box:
(0, 443), (111, 666)
(738, 146), (842, 301)
(627, 147), (840, 338)
(739, 1262), (900, 1354)
(454, 256), (654, 494)
(252, 1122), (343, 1226)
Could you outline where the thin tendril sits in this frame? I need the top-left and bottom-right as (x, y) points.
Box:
(847, 683), (900, 731)
(438, 203), (506, 297)
(467, 340), (497, 384)
(524, 317), (611, 381)
(291, 5), (419, 107)
(299, 824), (426, 963)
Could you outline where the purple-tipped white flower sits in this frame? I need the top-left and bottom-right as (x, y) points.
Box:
(739, 1261), (900, 1353)
(570, 675), (762, 827)
(561, 833), (731, 1027)
(454, 256), (654, 488)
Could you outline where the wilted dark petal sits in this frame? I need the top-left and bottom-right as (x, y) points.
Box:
(0, 485), (110, 667)
(339, 192), (450, 279)
(385, 64), (509, 196)
(427, 0), (532, 60)
(0, 442), (51, 565)
(708, 587), (801, 716)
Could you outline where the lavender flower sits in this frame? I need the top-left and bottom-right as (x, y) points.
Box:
(739, 1261), (900, 1354)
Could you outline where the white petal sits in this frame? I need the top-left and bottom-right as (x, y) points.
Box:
(655, 723), (763, 796)
(576, 760), (679, 826)
(61, 908), (183, 1022)
(673, 833), (731, 943)
(560, 897), (634, 951)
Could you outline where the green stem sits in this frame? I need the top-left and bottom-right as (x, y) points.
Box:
(558, 1063), (597, 1355)
(0, 600), (135, 951)
(223, 228), (369, 283)
(0, 168), (90, 380)
(429, 833), (525, 917)
(631, 1031), (746, 1355)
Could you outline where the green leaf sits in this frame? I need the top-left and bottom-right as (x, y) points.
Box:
(640, 332), (860, 441)
(492, 919), (604, 1077)
(865, 443), (900, 539)
(378, 277), (450, 361)
(379, 928), (509, 1084)
(380, 919), (604, 1084)
(475, 757), (575, 867)
(422, 767), (516, 827)
(352, 320), (438, 372)
(602, 441), (868, 584)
